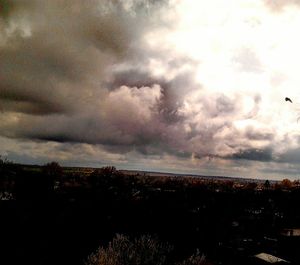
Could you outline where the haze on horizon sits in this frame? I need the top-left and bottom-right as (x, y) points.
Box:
(1, 0), (300, 180)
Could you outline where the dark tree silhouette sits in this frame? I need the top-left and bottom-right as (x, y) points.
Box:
(264, 180), (270, 190)
(42, 161), (63, 178)
(85, 234), (208, 265)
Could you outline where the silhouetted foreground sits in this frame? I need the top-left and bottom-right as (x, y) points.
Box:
(85, 234), (208, 265)
(1, 160), (300, 265)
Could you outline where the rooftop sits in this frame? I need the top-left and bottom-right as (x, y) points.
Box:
(254, 253), (289, 264)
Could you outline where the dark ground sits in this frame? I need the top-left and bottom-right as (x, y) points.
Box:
(1, 163), (300, 265)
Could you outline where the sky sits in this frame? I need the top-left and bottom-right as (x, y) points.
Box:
(1, 0), (300, 180)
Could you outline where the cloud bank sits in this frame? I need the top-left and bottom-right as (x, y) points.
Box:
(1, 0), (300, 179)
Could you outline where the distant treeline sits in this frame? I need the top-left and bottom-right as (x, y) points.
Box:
(0, 158), (299, 201)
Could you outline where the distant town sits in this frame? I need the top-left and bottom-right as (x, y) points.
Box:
(1, 159), (300, 265)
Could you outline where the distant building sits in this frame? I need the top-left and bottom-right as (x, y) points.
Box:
(252, 253), (290, 264)
(280, 228), (300, 264)
(281, 229), (300, 237)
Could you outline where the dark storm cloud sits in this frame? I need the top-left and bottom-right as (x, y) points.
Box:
(0, 0), (162, 115)
(228, 148), (273, 162)
(107, 69), (161, 89)
(0, 0), (277, 165)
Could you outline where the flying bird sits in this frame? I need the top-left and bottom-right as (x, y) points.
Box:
(285, 97), (293, 103)
(284, 97), (300, 123)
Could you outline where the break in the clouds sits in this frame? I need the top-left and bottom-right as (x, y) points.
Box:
(1, 0), (300, 179)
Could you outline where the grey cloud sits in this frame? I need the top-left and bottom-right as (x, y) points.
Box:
(0, 0), (166, 116)
(276, 148), (300, 164)
(107, 69), (162, 89)
(0, 0), (183, 156)
(228, 148), (273, 162)
(12, 87), (257, 163)
(215, 95), (236, 115)
(0, 98), (66, 115)
(108, 64), (199, 124)
(0, 84), (165, 150)
(159, 72), (198, 123)
(195, 94), (237, 119)
(0, 0), (280, 167)
(244, 127), (274, 141)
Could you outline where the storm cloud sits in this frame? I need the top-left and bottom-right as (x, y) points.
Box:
(1, 0), (300, 179)
(1, 0), (237, 157)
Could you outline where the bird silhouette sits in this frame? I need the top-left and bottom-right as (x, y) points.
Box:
(285, 97), (293, 103)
